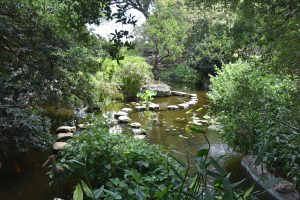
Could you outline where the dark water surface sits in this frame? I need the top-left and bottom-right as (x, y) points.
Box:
(0, 88), (268, 199)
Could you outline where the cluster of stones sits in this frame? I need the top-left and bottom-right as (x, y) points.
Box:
(53, 124), (84, 151)
(167, 92), (198, 110)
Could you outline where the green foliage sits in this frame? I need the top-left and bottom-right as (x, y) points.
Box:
(58, 119), (182, 199)
(111, 56), (154, 98)
(208, 60), (300, 188)
(158, 63), (201, 86)
(136, 90), (157, 103)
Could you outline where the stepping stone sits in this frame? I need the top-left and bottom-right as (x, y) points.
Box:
(171, 91), (188, 96)
(191, 97), (198, 101)
(132, 128), (146, 135)
(167, 105), (179, 110)
(57, 132), (73, 141)
(135, 105), (146, 111)
(53, 142), (70, 151)
(134, 135), (146, 140)
(130, 122), (141, 129)
(188, 93), (197, 98)
(179, 135), (188, 139)
(178, 103), (189, 109)
(78, 124), (85, 130)
(121, 107), (133, 113)
(187, 101), (197, 106)
(149, 103), (160, 110)
(118, 116), (131, 123)
(56, 126), (76, 133)
(189, 121), (202, 126)
(114, 111), (128, 119)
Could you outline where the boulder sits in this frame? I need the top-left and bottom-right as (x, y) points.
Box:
(140, 82), (171, 97)
(188, 93), (197, 98)
(167, 105), (179, 110)
(57, 132), (73, 141)
(118, 116), (131, 123)
(178, 103), (189, 109)
(53, 142), (69, 151)
(187, 101), (197, 106)
(121, 107), (133, 113)
(132, 128), (146, 135)
(56, 126), (76, 133)
(130, 122), (141, 129)
(135, 105), (146, 111)
(114, 111), (128, 119)
(149, 103), (160, 110)
(191, 97), (198, 101)
(170, 91), (187, 96)
(134, 135), (146, 140)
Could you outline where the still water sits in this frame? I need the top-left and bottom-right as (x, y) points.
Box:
(0, 88), (267, 199)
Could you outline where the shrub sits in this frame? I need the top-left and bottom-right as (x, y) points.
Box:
(112, 56), (153, 98)
(208, 60), (300, 188)
(58, 119), (181, 199)
(159, 63), (201, 86)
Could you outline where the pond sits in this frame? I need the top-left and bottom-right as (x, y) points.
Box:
(0, 88), (270, 199)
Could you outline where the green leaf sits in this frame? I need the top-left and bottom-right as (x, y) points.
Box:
(104, 189), (122, 199)
(93, 185), (104, 198)
(80, 180), (93, 198)
(73, 183), (83, 200)
(197, 148), (209, 157)
(243, 186), (254, 199)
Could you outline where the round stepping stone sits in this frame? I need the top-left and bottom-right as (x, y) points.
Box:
(118, 116), (131, 123)
(78, 124), (85, 130)
(187, 101), (197, 106)
(191, 97), (198, 101)
(57, 132), (73, 141)
(56, 126), (76, 133)
(132, 128), (146, 135)
(130, 122), (141, 129)
(188, 93), (197, 98)
(135, 105), (146, 111)
(121, 108), (133, 113)
(53, 142), (70, 151)
(167, 105), (179, 110)
(178, 103), (189, 109)
(171, 91), (187, 96)
(114, 111), (128, 119)
(149, 103), (160, 110)
(134, 135), (146, 140)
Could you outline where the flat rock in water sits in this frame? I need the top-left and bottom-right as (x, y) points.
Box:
(57, 132), (73, 141)
(178, 103), (189, 109)
(121, 107), (133, 113)
(149, 103), (160, 110)
(132, 128), (146, 135)
(130, 122), (141, 128)
(179, 135), (188, 139)
(191, 97), (198, 101)
(53, 142), (69, 151)
(167, 105), (179, 110)
(118, 116), (131, 123)
(188, 93), (197, 98)
(56, 126), (76, 133)
(114, 111), (128, 118)
(134, 135), (146, 140)
(187, 101), (197, 106)
(135, 105), (146, 111)
(140, 82), (171, 97)
(171, 91), (187, 96)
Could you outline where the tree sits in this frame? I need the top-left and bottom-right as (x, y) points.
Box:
(142, 1), (189, 76)
(111, 0), (154, 18)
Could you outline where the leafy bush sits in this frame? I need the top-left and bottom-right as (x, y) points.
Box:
(112, 56), (153, 98)
(208, 60), (300, 188)
(159, 63), (201, 86)
(58, 119), (181, 199)
(0, 106), (53, 157)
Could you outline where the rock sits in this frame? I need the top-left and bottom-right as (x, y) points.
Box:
(149, 103), (160, 110)
(121, 107), (133, 113)
(114, 111), (128, 119)
(53, 198), (63, 200)
(56, 126), (76, 133)
(132, 128), (146, 135)
(118, 116), (131, 123)
(189, 121), (202, 126)
(191, 97), (198, 101)
(130, 122), (141, 129)
(178, 103), (189, 109)
(187, 101), (197, 106)
(188, 93), (197, 98)
(135, 105), (146, 111)
(57, 132), (73, 141)
(274, 182), (296, 193)
(134, 135), (146, 140)
(179, 135), (188, 139)
(140, 82), (171, 97)
(167, 105), (179, 110)
(171, 91), (187, 96)
(53, 142), (69, 151)
(78, 124), (85, 130)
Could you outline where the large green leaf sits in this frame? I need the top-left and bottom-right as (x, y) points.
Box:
(73, 183), (83, 200)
